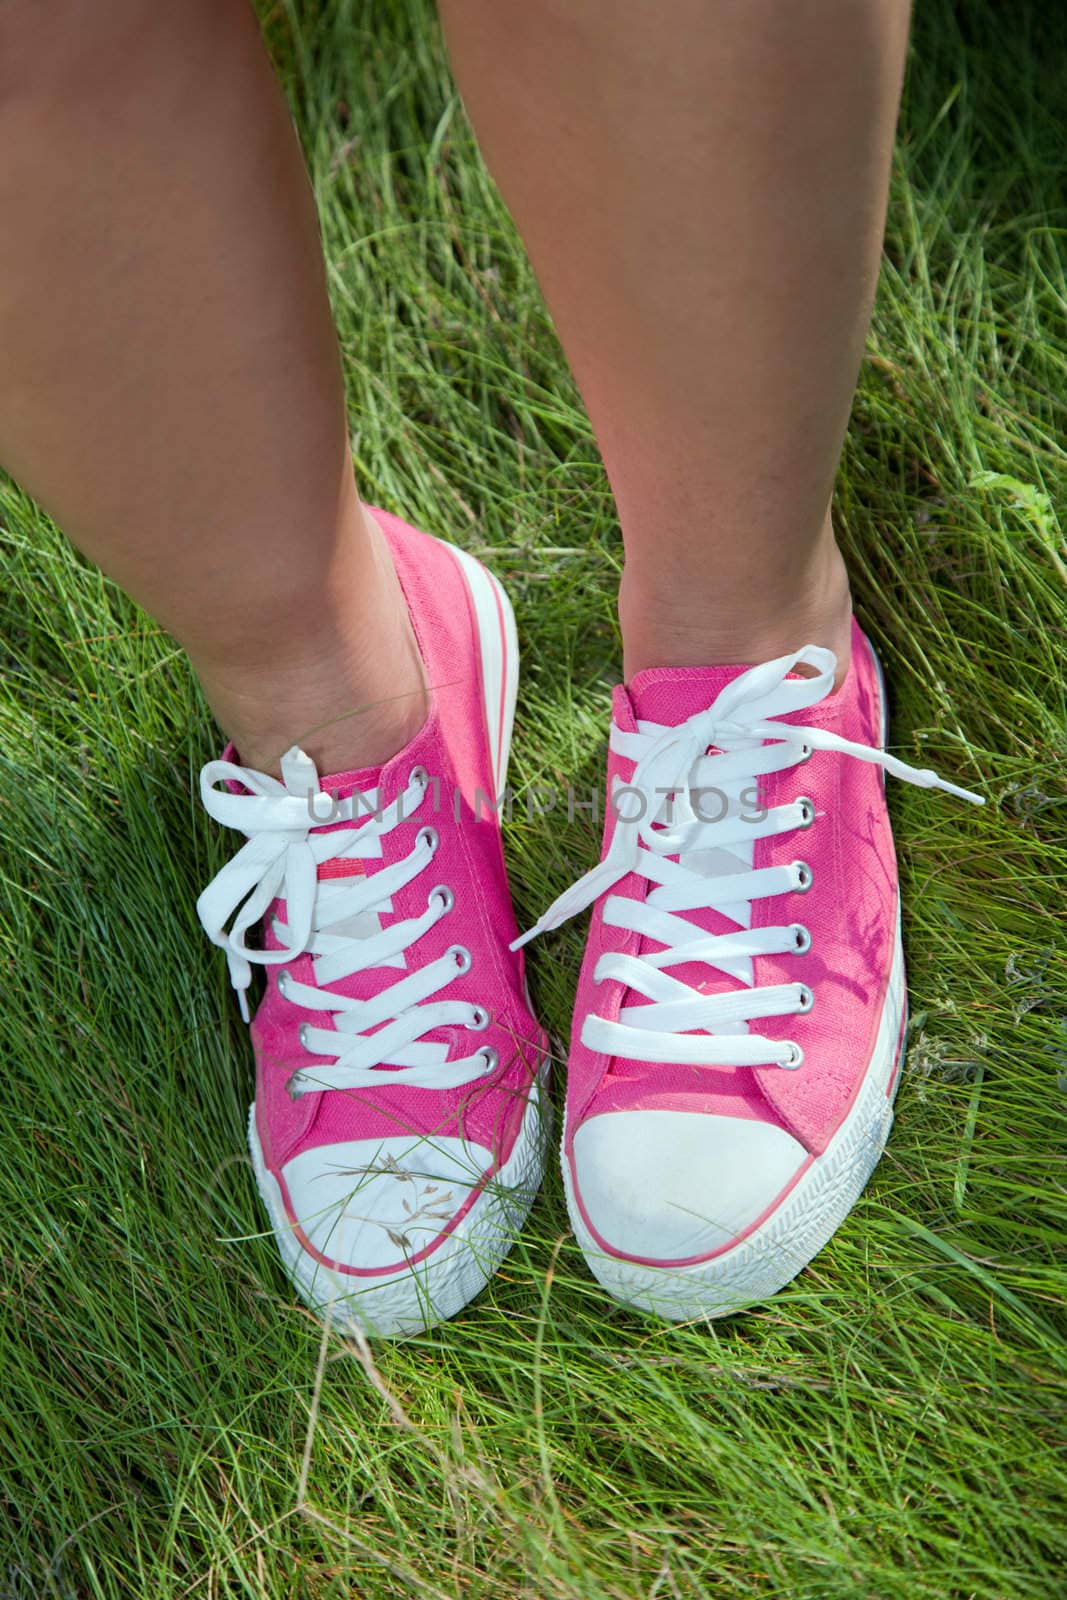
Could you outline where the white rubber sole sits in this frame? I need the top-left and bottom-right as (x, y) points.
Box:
(249, 1077), (549, 1338)
(563, 930), (905, 1321)
(248, 539), (547, 1337)
(448, 540), (520, 796)
(565, 633), (906, 1321)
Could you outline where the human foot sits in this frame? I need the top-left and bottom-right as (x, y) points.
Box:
(197, 512), (549, 1336)
(517, 626), (982, 1320)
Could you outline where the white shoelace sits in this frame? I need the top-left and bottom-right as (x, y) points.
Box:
(514, 646), (983, 1072)
(197, 749), (495, 1098)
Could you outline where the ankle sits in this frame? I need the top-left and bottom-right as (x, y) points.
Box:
(206, 643), (427, 777)
(194, 506), (428, 777)
(619, 539), (853, 686)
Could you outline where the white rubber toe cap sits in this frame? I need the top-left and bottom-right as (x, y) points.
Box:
(280, 1135), (492, 1273)
(570, 1111), (808, 1263)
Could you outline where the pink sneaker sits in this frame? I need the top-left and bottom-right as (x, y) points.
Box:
(197, 512), (549, 1337)
(517, 625), (981, 1320)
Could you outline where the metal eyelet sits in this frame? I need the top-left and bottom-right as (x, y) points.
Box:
(416, 825), (439, 852)
(286, 1072), (303, 1101)
(277, 970), (292, 998)
(409, 765), (428, 789)
(790, 923), (812, 954)
(477, 1046), (499, 1075)
(447, 944), (472, 975)
(429, 884), (454, 915)
(793, 860), (814, 892)
(796, 984), (814, 1014)
(780, 1042), (804, 1070)
(796, 744), (814, 764)
(796, 796), (816, 829)
(466, 1005), (491, 1031)
(298, 1023), (312, 1050)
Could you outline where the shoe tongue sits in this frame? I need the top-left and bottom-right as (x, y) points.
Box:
(307, 755), (391, 885)
(625, 663), (752, 728)
(286, 749), (399, 943)
(615, 665), (758, 1045)
(274, 747), (388, 883)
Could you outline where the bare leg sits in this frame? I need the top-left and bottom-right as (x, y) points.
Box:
(0, 0), (424, 774)
(438, 0), (911, 679)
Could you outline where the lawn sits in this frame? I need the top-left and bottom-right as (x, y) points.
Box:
(1, 1), (1064, 1595)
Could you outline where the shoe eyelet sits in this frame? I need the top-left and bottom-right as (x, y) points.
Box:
(793, 860), (814, 892)
(277, 970), (292, 998)
(780, 1042), (804, 1070)
(796, 744), (813, 764)
(429, 884), (454, 915)
(447, 944), (472, 976)
(416, 825), (439, 852)
(796, 984), (814, 1014)
(298, 1023), (312, 1050)
(796, 796), (816, 829)
(409, 765), (429, 789)
(477, 1046), (499, 1075)
(466, 1005), (491, 1031)
(790, 923), (812, 954)
(286, 1072), (303, 1101)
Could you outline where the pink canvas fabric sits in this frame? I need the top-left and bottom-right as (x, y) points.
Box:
(198, 512), (547, 1328)
(564, 623), (902, 1266)
(252, 516), (544, 1194)
(559, 624), (921, 1299)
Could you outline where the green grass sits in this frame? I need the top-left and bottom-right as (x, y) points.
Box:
(1, 1), (1065, 1594)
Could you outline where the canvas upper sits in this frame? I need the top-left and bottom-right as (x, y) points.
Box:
(197, 512), (549, 1335)
(516, 623), (981, 1317)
